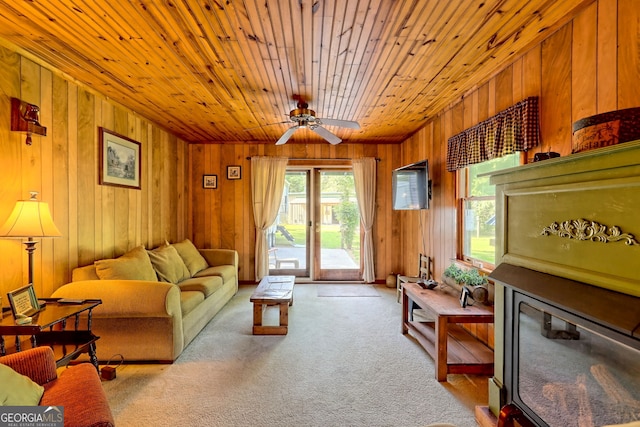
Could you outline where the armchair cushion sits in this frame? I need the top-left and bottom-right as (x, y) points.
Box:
(94, 245), (157, 281)
(172, 239), (208, 276)
(0, 364), (44, 405)
(148, 243), (191, 284)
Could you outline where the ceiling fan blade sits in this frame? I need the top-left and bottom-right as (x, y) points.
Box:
(317, 118), (360, 129)
(311, 125), (342, 145)
(275, 126), (299, 145)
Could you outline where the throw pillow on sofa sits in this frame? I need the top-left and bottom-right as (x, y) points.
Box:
(0, 364), (44, 405)
(94, 245), (157, 281)
(172, 239), (209, 276)
(148, 243), (191, 284)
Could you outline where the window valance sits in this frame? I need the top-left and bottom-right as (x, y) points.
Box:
(446, 96), (540, 171)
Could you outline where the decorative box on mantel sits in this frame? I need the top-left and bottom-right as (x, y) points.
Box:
(572, 106), (640, 154)
(484, 139), (640, 422)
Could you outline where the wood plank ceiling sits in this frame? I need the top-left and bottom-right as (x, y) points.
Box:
(0, 0), (591, 144)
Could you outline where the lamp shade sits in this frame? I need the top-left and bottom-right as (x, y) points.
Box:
(0, 192), (62, 238)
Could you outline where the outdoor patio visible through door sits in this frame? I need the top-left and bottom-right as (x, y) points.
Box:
(269, 168), (361, 281)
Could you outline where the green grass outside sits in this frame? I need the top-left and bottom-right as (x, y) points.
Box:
(276, 224), (495, 264)
(278, 224), (489, 266)
(275, 223), (361, 263)
(469, 236), (495, 264)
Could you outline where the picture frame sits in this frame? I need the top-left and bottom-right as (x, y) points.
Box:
(7, 284), (41, 318)
(227, 165), (241, 180)
(203, 174), (218, 189)
(99, 127), (141, 189)
(459, 286), (471, 308)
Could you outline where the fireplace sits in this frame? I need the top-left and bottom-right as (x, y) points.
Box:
(484, 140), (640, 426)
(492, 263), (640, 427)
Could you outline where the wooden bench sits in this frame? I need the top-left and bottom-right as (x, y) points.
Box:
(250, 275), (295, 335)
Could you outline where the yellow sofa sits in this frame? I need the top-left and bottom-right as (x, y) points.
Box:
(51, 240), (238, 363)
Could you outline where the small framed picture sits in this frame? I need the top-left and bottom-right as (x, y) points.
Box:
(203, 174), (218, 189)
(459, 286), (471, 308)
(7, 284), (41, 318)
(227, 165), (241, 180)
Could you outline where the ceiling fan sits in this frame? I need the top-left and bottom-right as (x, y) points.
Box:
(274, 100), (360, 145)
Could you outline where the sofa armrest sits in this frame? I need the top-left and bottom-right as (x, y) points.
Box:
(51, 280), (181, 318)
(0, 347), (58, 386)
(199, 249), (238, 269)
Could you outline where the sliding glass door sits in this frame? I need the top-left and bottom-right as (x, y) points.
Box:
(268, 171), (310, 277)
(269, 168), (361, 281)
(314, 169), (361, 281)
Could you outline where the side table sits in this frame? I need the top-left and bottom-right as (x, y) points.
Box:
(0, 298), (101, 372)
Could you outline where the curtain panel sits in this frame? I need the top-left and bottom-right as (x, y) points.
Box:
(352, 158), (377, 283)
(446, 96), (540, 171)
(251, 156), (288, 281)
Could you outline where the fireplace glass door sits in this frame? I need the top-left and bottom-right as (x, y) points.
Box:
(513, 296), (640, 427)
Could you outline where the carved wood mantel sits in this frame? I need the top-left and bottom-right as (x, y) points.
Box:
(485, 139), (640, 416)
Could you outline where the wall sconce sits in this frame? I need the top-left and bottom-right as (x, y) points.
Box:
(11, 98), (47, 145)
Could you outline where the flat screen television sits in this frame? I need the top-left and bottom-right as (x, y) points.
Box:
(392, 160), (431, 210)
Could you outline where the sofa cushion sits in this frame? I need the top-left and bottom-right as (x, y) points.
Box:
(94, 246), (157, 281)
(148, 243), (191, 284)
(176, 276), (223, 297)
(180, 291), (205, 316)
(0, 364), (44, 405)
(172, 239), (209, 276)
(193, 264), (236, 283)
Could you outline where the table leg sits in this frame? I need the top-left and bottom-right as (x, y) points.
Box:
(253, 303), (263, 329)
(279, 302), (289, 328)
(88, 342), (99, 373)
(401, 289), (409, 334)
(435, 315), (448, 381)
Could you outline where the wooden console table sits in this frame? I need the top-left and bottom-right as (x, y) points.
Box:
(402, 282), (494, 381)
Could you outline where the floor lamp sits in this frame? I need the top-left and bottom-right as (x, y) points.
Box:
(0, 192), (62, 285)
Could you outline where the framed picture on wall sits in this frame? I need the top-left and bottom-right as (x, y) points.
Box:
(227, 165), (241, 180)
(203, 174), (218, 189)
(99, 127), (141, 189)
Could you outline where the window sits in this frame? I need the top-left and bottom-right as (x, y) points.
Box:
(459, 153), (520, 268)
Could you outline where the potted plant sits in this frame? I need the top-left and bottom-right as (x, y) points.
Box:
(442, 263), (490, 304)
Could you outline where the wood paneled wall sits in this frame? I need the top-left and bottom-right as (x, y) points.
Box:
(0, 45), (189, 301)
(188, 142), (404, 283)
(1, 0), (637, 301)
(398, 0), (640, 282)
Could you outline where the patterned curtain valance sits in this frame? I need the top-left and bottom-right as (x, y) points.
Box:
(446, 96), (540, 171)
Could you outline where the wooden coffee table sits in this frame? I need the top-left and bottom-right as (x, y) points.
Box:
(250, 275), (295, 335)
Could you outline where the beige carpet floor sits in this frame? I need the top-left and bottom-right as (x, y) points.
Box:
(102, 284), (487, 427)
(316, 284), (380, 297)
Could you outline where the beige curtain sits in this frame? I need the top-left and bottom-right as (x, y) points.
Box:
(352, 158), (376, 283)
(251, 156), (288, 280)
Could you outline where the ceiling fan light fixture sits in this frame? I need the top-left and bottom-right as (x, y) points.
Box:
(273, 99), (360, 145)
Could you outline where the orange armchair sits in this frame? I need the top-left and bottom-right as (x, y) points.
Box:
(0, 347), (114, 427)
